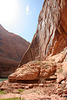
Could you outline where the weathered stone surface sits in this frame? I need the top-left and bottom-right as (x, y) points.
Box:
(8, 61), (56, 82)
(28, 84), (34, 88)
(63, 88), (67, 94)
(8, 61), (40, 82)
(57, 88), (63, 95)
(49, 75), (57, 80)
(62, 62), (67, 75)
(20, 0), (67, 66)
(0, 0), (67, 100)
(57, 74), (65, 83)
(46, 48), (67, 63)
(39, 83), (44, 87)
(0, 80), (66, 100)
(0, 25), (30, 77)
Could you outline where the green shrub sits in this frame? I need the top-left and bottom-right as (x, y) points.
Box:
(0, 97), (26, 100)
(0, 90), (5, 94)
(18, 89), (25, 93)
(45, 65), (49, 69)
(59, 68), (63, 72)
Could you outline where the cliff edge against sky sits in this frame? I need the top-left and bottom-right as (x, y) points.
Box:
(20, 0), (67, 66)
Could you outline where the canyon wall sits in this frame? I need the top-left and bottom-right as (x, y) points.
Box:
(8, 1), (67, 98)
(0, 25), (30, 77)
(20, 0), (67, 66)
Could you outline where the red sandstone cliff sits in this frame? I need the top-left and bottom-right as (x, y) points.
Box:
(20, 0), (67, 66)
(4, 0), (67, 99)
(0, 25), (30, 77)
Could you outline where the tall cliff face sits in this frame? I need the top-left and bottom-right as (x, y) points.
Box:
(20, 0), (67, 66)
(0, 25), (30, 77)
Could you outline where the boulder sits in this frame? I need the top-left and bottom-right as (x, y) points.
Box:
(8, 61), (56, 82)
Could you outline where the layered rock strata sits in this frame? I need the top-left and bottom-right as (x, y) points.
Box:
(8, 48), (67, 98)
(8, 0), (67, 99)
(8, 47), (67, 83)
(0, 25), (30, 77)
(20, 0), (67, 66)
(8, 60), (56, 82)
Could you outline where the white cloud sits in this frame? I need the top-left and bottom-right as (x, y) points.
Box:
(25, 5), (32, 15)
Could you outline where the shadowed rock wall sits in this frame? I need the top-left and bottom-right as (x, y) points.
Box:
(0, 25), (30, 77)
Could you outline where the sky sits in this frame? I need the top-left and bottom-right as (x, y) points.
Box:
(0, 0), (44, 43)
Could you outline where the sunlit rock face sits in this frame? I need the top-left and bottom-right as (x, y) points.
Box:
(20, 0), (67, 66)
(0, 25), (30, 77)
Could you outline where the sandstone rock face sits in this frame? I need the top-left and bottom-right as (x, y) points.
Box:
(5, 1), (67, 99)
(8, 60), (56, 82)
(0, 80), (66, 100)
(0, 25), (30, 77)
(4, 48), (67, 99)
(20, 0), (67, 66)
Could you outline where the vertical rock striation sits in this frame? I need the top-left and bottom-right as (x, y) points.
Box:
(20, 0), (67, 66)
